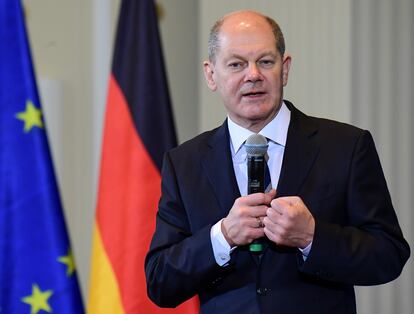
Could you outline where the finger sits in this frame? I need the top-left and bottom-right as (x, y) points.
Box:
(268, 199), (285, 217)
(276, 196), (302, 207)
(238, 192), (275, 207)
(244, 213), (268, 228)
(245, 216), (263, 228)
(270, 197), (298, 214)
(248, 227), (265, 241)
(266, 207), (283, 223)
(242, 205), (270, 218)
(263, 215), (285, 231)
(258, 216), (265, 228)
(262, 216), (275, 230)
(266, 188), (277, 199)
(271, 197), (287, 209)
(263, 226), (283, 245)
(254, 216), (265, 228)
(239, 225), (266, 244)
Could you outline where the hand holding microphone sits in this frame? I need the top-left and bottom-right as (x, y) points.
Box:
(221, 134), (275, 250)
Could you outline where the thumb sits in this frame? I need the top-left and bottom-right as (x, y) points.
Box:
(266, 189), (276, 198)
(266, 188), (277, 201)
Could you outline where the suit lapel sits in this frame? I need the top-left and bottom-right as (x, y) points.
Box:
(202, 121), (240, 217)
(261, 102), (320, 261)
(276, 102), (320, 197)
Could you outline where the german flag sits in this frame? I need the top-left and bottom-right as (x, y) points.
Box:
(87, 0), (198, 313)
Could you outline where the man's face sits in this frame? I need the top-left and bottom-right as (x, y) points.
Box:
(204, 13), (291, 131)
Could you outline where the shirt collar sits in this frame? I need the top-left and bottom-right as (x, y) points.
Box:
(227, 101), (291, 155)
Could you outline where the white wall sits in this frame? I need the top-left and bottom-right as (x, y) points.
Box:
(351, 1), (414, 313)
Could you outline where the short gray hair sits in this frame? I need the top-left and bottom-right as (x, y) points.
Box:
(208, 14), (286, 63)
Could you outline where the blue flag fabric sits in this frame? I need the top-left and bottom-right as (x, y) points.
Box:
(0, 1), (84, 313)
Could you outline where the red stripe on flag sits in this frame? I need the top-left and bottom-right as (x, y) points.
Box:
(95, 75), (198, 313)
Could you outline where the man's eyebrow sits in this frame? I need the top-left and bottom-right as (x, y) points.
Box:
(225, 53), (244, 60)
(258, 51), (278, 58)
(226, 51), (278, 60)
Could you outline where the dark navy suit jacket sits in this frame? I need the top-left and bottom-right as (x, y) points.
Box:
(145, 101), (410, 314)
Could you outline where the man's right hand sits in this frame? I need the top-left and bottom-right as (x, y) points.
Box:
(221, 189), (276, 246)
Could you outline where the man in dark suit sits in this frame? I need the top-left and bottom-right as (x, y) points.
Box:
(145, 10), (410, 314)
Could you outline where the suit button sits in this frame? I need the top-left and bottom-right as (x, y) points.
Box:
(256, 287), (269, 296)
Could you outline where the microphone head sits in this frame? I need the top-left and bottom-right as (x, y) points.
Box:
(245, 134), (268, 156)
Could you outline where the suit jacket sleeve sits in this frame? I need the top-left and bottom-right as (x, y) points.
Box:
(299, 130), (410, 285)
(145, 151), (223, 308)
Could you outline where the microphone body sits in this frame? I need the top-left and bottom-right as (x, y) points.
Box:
(245, 134), (268, 253)
(247, 154), (266, 194)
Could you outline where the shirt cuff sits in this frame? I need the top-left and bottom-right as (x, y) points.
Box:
(210, 219), (235, 266)
(298, 241), (313, 261)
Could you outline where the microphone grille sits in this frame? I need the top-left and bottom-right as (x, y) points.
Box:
(245, 134), (268, 155)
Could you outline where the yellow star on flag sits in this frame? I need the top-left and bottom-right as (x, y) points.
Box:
(58, 248), (76, 277)
(15, 100), (43, 132)
(21, 283), (53, 314)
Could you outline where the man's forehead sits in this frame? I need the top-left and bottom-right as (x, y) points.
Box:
(221, 12), (270, 33)
(222, 10), (267, 23)
(217, 22), (277, 56)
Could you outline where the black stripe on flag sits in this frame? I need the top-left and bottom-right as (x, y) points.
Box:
(112, 0), (177, 172)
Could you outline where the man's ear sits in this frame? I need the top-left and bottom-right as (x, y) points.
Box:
(203, 60), (217, 91)
(282, 53), (292, 87)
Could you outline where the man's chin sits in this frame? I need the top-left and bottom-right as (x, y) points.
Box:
(244, 107), (278, 122)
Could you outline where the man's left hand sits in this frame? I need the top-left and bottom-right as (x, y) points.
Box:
(263, 196), (315, 249)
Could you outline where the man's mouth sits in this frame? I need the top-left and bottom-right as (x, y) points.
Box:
(242, 91), (265, 97)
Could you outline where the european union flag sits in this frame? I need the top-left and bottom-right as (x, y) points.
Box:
(0, 1), (84, 313)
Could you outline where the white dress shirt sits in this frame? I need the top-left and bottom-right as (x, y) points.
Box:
(210, 102), (311, 266)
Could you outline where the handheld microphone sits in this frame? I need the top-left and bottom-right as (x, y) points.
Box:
(245, 134), (268, 253)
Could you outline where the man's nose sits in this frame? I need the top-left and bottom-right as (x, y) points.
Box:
(245, 63), (262, 82)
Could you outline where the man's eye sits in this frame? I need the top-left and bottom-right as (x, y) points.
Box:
(228, 62), (243, 69)
(259, 60), (275, 67)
